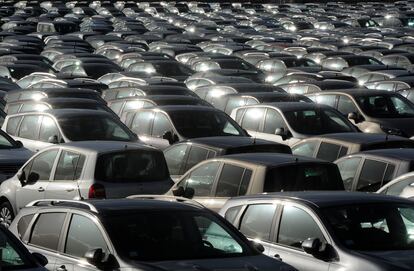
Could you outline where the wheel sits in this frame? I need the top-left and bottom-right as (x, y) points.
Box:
(0, 202), (14, 227)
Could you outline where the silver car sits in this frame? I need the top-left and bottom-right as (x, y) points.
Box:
(0, 141), (173, 225)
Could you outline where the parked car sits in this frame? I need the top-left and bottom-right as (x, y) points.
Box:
(164, 136), (291, 180)
(169, 153), (344, 211)
(231, 103), (358, 146)
(335, 148), (414, 192)
(219, 191), (414, 271)
(292, 133), (414, 161)
(0, 141), (173, 224)
(8, 198), (296, 271)
(2, 109), (138, 152)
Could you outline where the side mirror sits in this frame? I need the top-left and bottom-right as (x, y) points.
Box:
(15, 140), (23, 148)
(84, 248), (104, 266)
(347, 112), (363, 124)
(47, 135), (59, 144)
(27, 172), (39, 184)
(163, 131), (178, 145)
(302, 238), (322, 255)
(32, 252), (48, 267)
(17, 170), (25, 182)
(275, 127), (290, 141)
(250, 241), (265, 253)
(172, 186), (194, 199)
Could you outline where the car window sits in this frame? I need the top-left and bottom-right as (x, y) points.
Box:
(316, 142), (344, 162)
(54, 151), (85, 181)
(239, 204), (276, 241)
(314, 95), (337, 107)
(357, 159), (389, 191)
(6, 104), (21, 114)
(263, 109), (285, 133)
(152, 112), (173, 137)
(182, 161), (220, 196)
(278, 205), (325, 249)
(215, 164), (250, 197)
(337, 157), (362, 190)
(184, 146), (209, 172)
(18, 115), (41, 140)
(6, 116), (22, 135)
(30, 212), (66, 251)
(17, 214), (34, 240)
(108, 101), (123, 115)
(65, 214), (108, 258)
(39, 116), (60, 142)
(224, 206), (243, 224)
(337, 96), (358, 115)
(384, 177), (414, 196)
(241, 108), (265, 131)
(164, 144), (189, 175)
(29, 149), (59, 181)
(292, 141), (318, 157)
(235, 108), (245, 122)
(131, 111), (154, 135)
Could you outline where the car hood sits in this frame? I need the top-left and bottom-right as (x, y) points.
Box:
(373, 118), (414, 137)
(129, 255), (295, 271)
(0, 148), (33, 162)
(358, 250), (414, 270)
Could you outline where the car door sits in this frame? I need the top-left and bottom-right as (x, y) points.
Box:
(45, 150), (86, 200)
(15, 149), (59, 210)
(259, 108), (298, 146)
(54, 213), (110, 271)
(266, 204), (330, 271)
(15, 115), (43, 152)
(26, 212), (68, 271)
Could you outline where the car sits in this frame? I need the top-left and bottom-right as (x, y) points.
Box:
(9, 198), (296, 271)
(0, 141), (174, 224)
(335, 148), (414, 192)
(169, 153), (344, 211)
(2, 109), (138, 152)
(164, 136), (292, 180)
(292, 133), (414, 161)
(219, 191), (414, 271)
(0, 224), (48, 270)
(124, 105), (248, 149)
(231, 102), (358, 146)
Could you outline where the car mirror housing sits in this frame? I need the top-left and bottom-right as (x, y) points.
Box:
(15, 140), (23, 148)
(172, 186), (194, 199)
(275, 127), (290, 140)
(32, 252), (48, 267)
(302, 238), (322, 255)
(347, 112), (363, 124)
(250, 241), (265, 253)
(27, 172), (39, 184)
(47, 135), (59, 144)
(85, 248), (105, 266)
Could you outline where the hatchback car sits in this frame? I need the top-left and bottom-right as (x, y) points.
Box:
(220, 191), (414, 271)
(9, 198), (295, 271)
(169, 153), (344, 211)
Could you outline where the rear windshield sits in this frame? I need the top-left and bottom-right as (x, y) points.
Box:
(95, 150), (169, 183)
(264, 163), (344, 192)
(227, 144), (292, 155)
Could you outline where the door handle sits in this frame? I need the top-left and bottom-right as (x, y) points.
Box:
(37, 187), (45, 192)
(274, 254), (282, 261)
(56, 265), (67, 271)
(66, 188), (74, 192)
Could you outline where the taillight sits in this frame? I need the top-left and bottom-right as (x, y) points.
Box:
(88, 184), (106, 199)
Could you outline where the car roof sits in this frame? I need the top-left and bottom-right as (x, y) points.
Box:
(182, 136), (281, 148)
(154, 105), (220, 112)
(317, 132), (409, 144)
(229, 191), (412, 208)
(60, 140), (157, 153)
(221, 153), (328, 167)
(260, 101), (333, 111)
(353, 148), (414, 160)
(314, 88), (398, 96)
(9, 109), (112, 118)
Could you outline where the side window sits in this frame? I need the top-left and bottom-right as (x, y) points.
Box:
(164, 144), (189, 175)
(54, 151), (86, 181)
(239, 204), (276, 241)
(235, 108), (245, 123)
(30, 212), (66, 251)
(292, 141), (318, 157)
(39, 116), (60, 142)
(18, 115), (41, 140)
(385, 177), (414, 196)
(152, 113), (173, 137)
(263, 109), (285, 133)
(357, 159), (387, 192)
(336, 157), (362, 190)
(314, 95), (337, 107)
(215, 164), (247, 197)
(182, 161), (220, 196)
(224, 206), (243, 224)
(6, 104), (21, 114)
(316, 142), (342, 162)
(6, 116), (22, 135)
(65, 214), (108, 258)
(184, 146), (209, 172)
(241, 108), (265, 131)
(337, 96), (358, 115)
(131, 111), (154, 135)
(278, 205), (325, 249)
(17, 214), (34, 240)
(108, 102), (123, 115)
(29, 150), (59, 181)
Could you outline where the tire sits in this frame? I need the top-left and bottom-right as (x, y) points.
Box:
(0, 202), (14, 227)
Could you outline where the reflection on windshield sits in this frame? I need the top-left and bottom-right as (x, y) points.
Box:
(324, 204), (414, 251)
(356, 95), (414, 118)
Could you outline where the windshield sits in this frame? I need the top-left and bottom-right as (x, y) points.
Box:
(217, 60), (256, 71)
(324, 204), (414, 251)
(95, 150), (168, 183)
(0, 229), (37, 270)
(103, 211), (250, 261)
(169, 110), (245, 138)
(356, 95), (414, 118)
(59, 115), (134, 141)
(284, 108), (356, 135)
(153, 63), (193, 77)
(264, 164), (344, 192)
